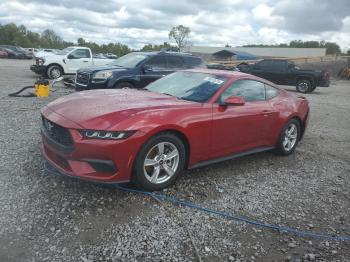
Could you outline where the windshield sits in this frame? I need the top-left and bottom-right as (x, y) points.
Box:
(109, 53), (147, 68)
(147, 71), (227, 102)
(56, 47), (75, 55)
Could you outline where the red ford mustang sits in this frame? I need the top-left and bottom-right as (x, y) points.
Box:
(41, 69), (309, 190)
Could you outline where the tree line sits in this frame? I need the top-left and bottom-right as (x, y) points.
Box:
(0, 23), (346, 56)
(0, 23), (132, 56)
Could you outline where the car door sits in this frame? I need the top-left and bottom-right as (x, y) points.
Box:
(250, 60), (274, 80)
(139, 55), (169, 87)
(166, 55), (186, 72)
(211, 79), (277, 158)
(268, 60), (289, 85)
(65, 49), (91, 73)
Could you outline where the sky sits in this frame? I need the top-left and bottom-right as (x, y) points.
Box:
(0, 0), (349, 50)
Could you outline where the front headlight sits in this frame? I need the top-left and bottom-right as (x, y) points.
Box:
(80, 130), (135, 140)
(93, 70), (113, 80)
(37, 58), (45, 65)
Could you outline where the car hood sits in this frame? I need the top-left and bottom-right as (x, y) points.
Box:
(45, 89), (198, 129)
(38, 52), (63, 59)
(77, 65), (127, 74)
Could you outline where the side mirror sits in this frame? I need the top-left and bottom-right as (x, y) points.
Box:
(224, 96), (245, 106)
(67, 54), (74, 59)
(142, 65), (152, 72)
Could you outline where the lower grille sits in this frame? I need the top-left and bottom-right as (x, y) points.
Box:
(42, 116), (73, 147)
(76, 72), (90, 86)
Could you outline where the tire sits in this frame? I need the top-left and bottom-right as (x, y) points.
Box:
(47, 65), (63, 79)
(296, 79), (312, 93)
(114, 82), (134, 89)
(309, 85), (317, 92)
(132, 133), (186, 191)
(274, 119), (301, 156)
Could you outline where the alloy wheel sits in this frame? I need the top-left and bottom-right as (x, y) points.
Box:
(51, 68), (61, 79)
(283, 123), (298, 151)
(143, 142), (179, 184)
(297, 81), (309, 93)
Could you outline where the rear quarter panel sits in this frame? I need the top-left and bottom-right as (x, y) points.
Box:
(269, 90), (309, 144)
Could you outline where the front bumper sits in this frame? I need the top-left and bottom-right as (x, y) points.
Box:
(31, 64), (47, 75)
(41, 110), (144, 184)
(75, 81), (108, 91)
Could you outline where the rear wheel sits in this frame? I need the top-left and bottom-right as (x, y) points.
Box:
(296, 79), (312, 93)
(133, 133), (186, 191)
(309, 85), (317, 92)
(275, 119), (300, 156)
(114, 82), (134, 89)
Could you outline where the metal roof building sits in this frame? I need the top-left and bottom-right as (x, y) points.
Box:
(183, 46), (327, 58)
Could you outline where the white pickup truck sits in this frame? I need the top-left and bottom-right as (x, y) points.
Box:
(30, 46), (115, 79)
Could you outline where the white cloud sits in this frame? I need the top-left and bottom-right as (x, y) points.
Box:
(0, 0), (349, 50)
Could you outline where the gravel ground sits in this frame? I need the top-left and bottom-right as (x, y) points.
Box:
(0, 59), (349, 262)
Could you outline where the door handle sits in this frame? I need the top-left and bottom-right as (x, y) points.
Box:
(261, 110), (275, 116)
(83, 60), (89, 62)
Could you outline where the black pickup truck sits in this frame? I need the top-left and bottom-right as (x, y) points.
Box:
(238, 59), (330, 93)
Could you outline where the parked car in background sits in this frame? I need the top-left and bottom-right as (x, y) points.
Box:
(0, 46), (24, 59)
(25, 48), (39, 57)
(42, 69), (309, 190)
(0, 50), (8, 58)
(0, 45), (31, 59)
(238, 59), (330, 93)
(75, 51), (206, 90)
(93, 53), (107, 59)
(30, 46), (114, 79)
(105, 53), (118, 59)
(0, 45), (32, 59)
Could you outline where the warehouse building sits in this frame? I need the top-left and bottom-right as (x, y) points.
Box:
(183, 46), (327, 61)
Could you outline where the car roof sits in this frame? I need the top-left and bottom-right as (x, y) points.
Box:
(134, 51), (196, 58)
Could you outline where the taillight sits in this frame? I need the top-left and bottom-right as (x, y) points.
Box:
(322, 69), (329, 80)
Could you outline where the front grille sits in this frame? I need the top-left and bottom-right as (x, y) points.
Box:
(76, 72), (90, 86)
(42, 116), (73, 147)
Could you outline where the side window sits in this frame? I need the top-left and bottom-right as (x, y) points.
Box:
(219, 80), (266, 103)
(166, 56), (185, 69)
(271, 60), (286, 72)
(256, 60), (273, 70)
(70, 49), (91, 59)
(265, 84), (279, 99)
(183, 57), (204, 68)
(144, 56), (167, 69)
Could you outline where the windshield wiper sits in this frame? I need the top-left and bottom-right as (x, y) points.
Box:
(162, 92), (175, 97)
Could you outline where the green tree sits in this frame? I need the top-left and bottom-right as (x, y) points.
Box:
(140, 42), (174, 51)
(169, 25), (190, 50)
(323, 42), (341, 55)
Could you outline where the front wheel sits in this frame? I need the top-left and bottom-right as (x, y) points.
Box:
(275, 119), (301, 156)
(47, 65), (63, 79)
(114, 82), (134, 89)
(132, 133), (186, 191)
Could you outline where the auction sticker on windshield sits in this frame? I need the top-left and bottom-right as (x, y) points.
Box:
(203, 76), (224, 85)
